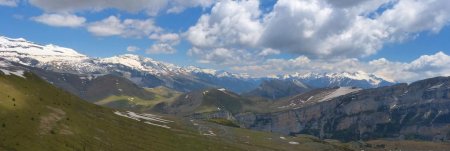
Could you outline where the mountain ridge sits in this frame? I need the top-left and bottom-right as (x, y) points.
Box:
(0, 35), (394, 93)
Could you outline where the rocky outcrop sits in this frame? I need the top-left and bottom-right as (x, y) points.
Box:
(189, 110), (235, 121)
(236, 77), (450, 141)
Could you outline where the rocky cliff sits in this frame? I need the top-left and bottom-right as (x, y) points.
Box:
(236, 76), (450, 141)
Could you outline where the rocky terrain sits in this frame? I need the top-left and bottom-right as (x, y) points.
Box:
(235, 77), (450, 141)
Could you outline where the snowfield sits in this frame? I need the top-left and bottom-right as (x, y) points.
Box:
(0, 69), (26, 78)
(318, 87), (361, 102)
(0, 61), (26, 78)
(114, 111), (173, 129)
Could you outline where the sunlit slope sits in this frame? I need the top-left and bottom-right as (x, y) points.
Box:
(0, 72), (247, 151)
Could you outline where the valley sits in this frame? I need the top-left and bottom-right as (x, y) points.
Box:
(0, 70), (355, 151)
(1, 36), (450, 151)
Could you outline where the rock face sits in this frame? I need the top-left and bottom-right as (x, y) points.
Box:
(236, 77), (450, 141)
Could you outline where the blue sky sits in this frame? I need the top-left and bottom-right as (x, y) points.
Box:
(1, 0), (450, 82)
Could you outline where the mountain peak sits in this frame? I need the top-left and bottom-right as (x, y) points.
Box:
(280, 71), (394, 88)
(0, 35), (87, 65)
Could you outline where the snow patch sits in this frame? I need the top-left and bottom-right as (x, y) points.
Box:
(217, 88), (226, 92)
(0, 61), (10, 67)
(288, 141), (299, 145)
(319, 87), (361, 102)
(114, 111), (172, 129)
(203, 130), (216, 136)
(428, 83), (444, 90)
(0, 69), (26, 78)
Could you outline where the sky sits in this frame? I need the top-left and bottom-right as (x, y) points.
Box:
(1, 0), (450, 82)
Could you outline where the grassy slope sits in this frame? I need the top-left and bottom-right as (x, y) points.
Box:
(163, 89), (273, 116)
(0, 73), (249, 151)
(95, 86), (181, 112)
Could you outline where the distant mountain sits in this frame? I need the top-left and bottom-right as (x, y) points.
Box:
(236, 76), (450, 141)
(0, 36), (259, 93)
(281, 71), (394, 89)
(243, 79), (312, 100)
(0, 36), (394, 96)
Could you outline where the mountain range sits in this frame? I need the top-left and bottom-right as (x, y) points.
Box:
(0, 36), (394, 96)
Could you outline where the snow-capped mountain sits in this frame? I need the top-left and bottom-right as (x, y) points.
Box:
(0, 36), (394, 93)
(0, 36), (87, 63)
(0, 36), (260, 92)
(281, 71), (394, 88)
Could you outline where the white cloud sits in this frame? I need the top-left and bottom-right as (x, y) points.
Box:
(324, 0), (372, 8)
(149, 33), (180, 45)
(258, 48), (280, 56)
(378, 0), (450, 42)
(188, 47), (258, 65)
(185, 0), (262, 49)
(146, 43), (176, 54)
(167, 0), (215, 13)
(87, 16), (162, 37)
(31, 13), (86, 27)
(187, 46), (285, 66)
(126, 46), (140, 52)
(0, 0), (18, 7)
(186, 0), (450, 59)
(28, 0), (214, 16)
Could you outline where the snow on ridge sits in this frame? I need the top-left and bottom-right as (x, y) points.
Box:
(0, 69), (26, 78)
(114, 111), (172, 129)
(97, 54), (187, 75)
(428, 83), (444, 90)
(217, 88), (226, 92)
(0, 36), (254, 79)
(0, 60), (10, 67)
(318, 87), (361, 102)
(281, 71), (390, 86)
(0, 36), (86, 57)
(185, 66), (251, 79)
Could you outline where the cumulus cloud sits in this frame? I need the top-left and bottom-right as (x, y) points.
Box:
(185, 0), (262, 49)
(187, 46), (284, 66)
(260, 0), (450, 58)
(146, 43), (176, 54)
(186, 0), (450, 59)
(167, 0), (215, 13)
(126, 46), (140, 52)
(28, 0), (214, 16)
(0, 0), (18, 7)
(149, 33), (180, 45)
(87, 16), (162, 37)
(187, 47), (259, 65)
(258, 48), (280, 56)
(31, 13), (86, 27)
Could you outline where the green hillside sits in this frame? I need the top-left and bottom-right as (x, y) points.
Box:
(155, 88), (273, 116)
(0, 72), (241, 150)
(0, 71), (353, 151)
(95, 86), (182, 112)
